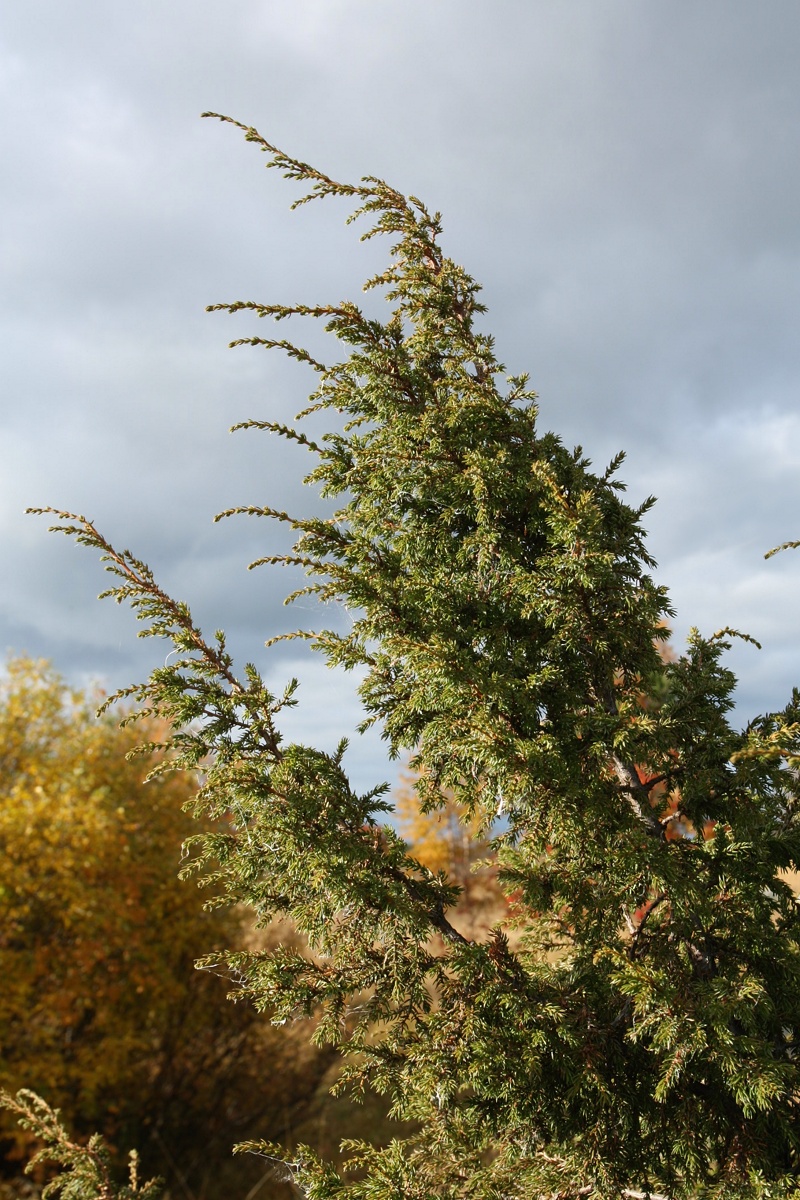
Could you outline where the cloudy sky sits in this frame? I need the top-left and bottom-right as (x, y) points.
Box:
(3, 1), (799, 793)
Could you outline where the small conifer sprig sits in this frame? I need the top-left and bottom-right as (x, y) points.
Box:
(23, 119), (800, 1198)
(0, 1090), (161, 1200)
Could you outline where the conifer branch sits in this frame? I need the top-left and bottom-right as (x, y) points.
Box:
(0, 1090), (162, 1200)
(26, 508), (247, 691)
(201, 113), (366, 208)
(230, 419), (323, 452)
(709, 626), (762, 650)
(29, 511), (469, 959)
(765, 539), (800, 559)
(227, 337), (328, 373)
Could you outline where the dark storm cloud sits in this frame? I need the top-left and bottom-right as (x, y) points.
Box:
(2, 0), (799, 790)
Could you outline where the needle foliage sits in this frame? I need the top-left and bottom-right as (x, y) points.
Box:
(15, 117), (800, 1199)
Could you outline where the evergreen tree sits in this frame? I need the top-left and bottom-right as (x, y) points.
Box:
(11, 115), (800, 1199)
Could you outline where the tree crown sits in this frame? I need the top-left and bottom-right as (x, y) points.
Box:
(15, 117), (800, 1200)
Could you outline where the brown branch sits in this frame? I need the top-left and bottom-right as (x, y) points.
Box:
(610, 755), (666, 838)
(389, 865), (471, 946)
(591, 667), (667, 839)
(629, 893), (668, 959)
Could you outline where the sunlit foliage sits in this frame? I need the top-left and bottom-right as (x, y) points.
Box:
(0, 657), (332, 1197)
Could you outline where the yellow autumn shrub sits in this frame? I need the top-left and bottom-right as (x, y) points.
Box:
(0, 657), (331, 1198)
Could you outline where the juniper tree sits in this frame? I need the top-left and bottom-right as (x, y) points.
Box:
(14, 116), (800, 1199)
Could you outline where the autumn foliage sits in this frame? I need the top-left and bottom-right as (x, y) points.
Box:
(395, 769), (504, 937)
(0, 658), (333, 1197)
